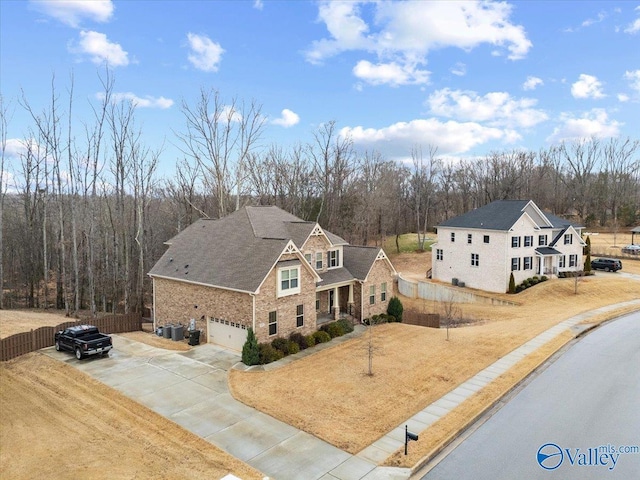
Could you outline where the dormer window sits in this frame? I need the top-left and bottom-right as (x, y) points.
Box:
(278, 266), (300, 297)
(328, 249), (340, 268)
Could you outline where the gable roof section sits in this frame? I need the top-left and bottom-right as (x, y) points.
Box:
(437, 200), (581, 231)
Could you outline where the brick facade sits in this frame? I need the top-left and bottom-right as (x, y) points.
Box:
(361, 259), (394, 319)
(153, 277), (252, 343)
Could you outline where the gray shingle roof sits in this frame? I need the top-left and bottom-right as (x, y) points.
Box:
(149, 205), (378, 293)
(317, 267), (355, 287)
(437, 200), (579, 231)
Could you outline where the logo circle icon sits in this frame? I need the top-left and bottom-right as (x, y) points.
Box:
(537, 443), (563, 470)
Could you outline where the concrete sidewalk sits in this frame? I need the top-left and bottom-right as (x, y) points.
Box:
(43, 297), (640, 480)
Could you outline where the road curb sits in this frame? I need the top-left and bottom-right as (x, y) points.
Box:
(408, 307), (640, 478)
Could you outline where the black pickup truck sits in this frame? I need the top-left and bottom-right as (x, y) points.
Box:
(54, 325), (112, 360)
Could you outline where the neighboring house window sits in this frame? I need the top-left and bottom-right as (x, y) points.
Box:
(484, 235), (490, 244)
(278, 266), (300, 296)
(451, 232), (455, 242)
(304, 253), (312, 265)
(467, 234), (472, 244)
(539, 235), (547, 246)
(471, 253), (479, 267)
(512, 236), (521, 248)
(524, 256), (532, 270)
(524, 236), (533, 247)
(328, 249), (340, 268)
(511, 257), (521, 271)
(315, 293), (320, 311)
(569, 254), (577, 267)
(381, 283), (387, 302)
(296, 305), (304, 327)
(559, 255), (566, 268)
(268, 311), (277, 336)
(369, 285), (375, 305)
(315, 252), (323, 270)
(436, 249), (443, 261)
(564, 233), (572, 245)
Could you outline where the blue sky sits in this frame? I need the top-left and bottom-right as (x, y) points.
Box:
(1, 0), (639, 176)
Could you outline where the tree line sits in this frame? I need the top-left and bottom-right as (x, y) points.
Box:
(1, 76), (639, 314)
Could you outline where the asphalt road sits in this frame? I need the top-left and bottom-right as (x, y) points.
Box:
(421, 311), (640, 480)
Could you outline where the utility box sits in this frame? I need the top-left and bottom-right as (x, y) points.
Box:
(163, 324), (172, 339)
(172, 324), (184, 341)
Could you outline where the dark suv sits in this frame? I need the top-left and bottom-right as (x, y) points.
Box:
(590, 258), (622, 272)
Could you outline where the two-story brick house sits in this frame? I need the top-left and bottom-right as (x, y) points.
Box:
(148, 206), (397, 350)
(431, 200), (585, 293)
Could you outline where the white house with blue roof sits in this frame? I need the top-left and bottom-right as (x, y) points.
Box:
(431, 200), (586, 293)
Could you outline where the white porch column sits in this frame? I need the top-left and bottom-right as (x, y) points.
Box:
(333, 286), (340, 320)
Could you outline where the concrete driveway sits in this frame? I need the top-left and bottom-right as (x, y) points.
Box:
(43, 335), (399, 480)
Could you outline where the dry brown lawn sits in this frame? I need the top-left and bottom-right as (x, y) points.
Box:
(0, 353), (263, 480)
(0, 309), (73, 338)
(229, 275), (640, 454)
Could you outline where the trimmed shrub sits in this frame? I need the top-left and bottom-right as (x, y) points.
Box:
(287, 340), (300, 355)
(336, 318), (354, 333)
(541, 276), (548, 282)
(289, 332), (306, 350)
(241, 328), (259, 366)
(271, 337), (289, 355)
(387, 296), (404, 323)
(313, 330), (331, 344)
(508, 272), (516, 294)
(323, 322), (345, 338)
(303, 334), (316, 349)
(258, 343), (284, 364)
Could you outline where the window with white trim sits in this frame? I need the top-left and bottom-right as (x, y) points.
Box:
(315, 293), (320, 311)
(569, 254), (577, 267)
(451, 232), (456, 242)
(315, 252), (323, 270)
(304, 253), (312, 265)
(539, 235), (547, 246)
(511, 257), (521, 271)
(278, 266), (300, 297)
(524, 256), (532, 270)
(512, 236), (521, 248)
(436, 249), (443, 261)
(467, 234), (472, 244)
(484, 235), (490, 244)
(296, 304), (304, 327)
(381, 283), (387, 302)
(559, 255), (566, 268)
(268, 311), (277, 336)
(328, 249), (340, 268)
(564, 233), (572, 245)
(471, 253), (479, 267)
(369, 285), (375, 305)
(524, 236), (533, 247)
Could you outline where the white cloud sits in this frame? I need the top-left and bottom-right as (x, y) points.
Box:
(427, 88), (548, 128)
(340, 118), (518, 157)
(450, 62), (466, 77)
(96, 92), (174, 109)
(30, 0), (114, 28)
(581, 11), (607, 28)
(221, 105), (242, 123)
(253, 0), (263, 10)
(547, 109), (621, 143)
(353, 60), (430, 86)
(523, 76), (543, 91)
(272, 109), (300, 127)
(571, 74), (605, 99)
(624, 7), (640, 34)
(624, 69), (640, 93)
(617, 93), (630, 102)
(187, 33), (224, 72)
(306, 1), (531, 86)
(71, 30), (129, 67)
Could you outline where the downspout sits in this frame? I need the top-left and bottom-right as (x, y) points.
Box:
(152, 277), (157, 331)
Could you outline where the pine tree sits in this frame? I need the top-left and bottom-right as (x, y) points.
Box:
(241, 328), (259, 366)
(387, 296), (404, 323)
(508, 272), (516, 294)
(584, 236), (592, 272)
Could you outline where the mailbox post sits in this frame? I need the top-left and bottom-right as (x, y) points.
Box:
(405, 425), (419, 455)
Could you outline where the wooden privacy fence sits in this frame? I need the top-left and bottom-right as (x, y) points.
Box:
(0, 312), (142, 362)
(403, 310), (441, 328)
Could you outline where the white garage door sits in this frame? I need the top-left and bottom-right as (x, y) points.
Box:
(208, 317), (247, 351)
